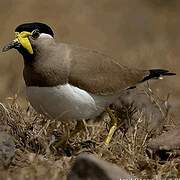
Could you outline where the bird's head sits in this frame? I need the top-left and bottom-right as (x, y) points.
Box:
(2, 22), (54, 58)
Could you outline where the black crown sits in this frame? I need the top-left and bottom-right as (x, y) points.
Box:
(15, 22), (54, 37)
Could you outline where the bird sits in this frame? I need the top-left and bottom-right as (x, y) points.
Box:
(2, 22), (176, 145)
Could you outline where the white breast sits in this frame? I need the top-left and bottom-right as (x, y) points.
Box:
(26, 84), (116, 121)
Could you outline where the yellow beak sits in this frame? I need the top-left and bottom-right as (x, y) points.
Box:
(15, 31), (33, 54)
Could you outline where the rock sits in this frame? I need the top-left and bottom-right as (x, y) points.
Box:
(115, 88), (167, 130)
(148, 125), (180, 151)
(67, 153), (136, 180)
(0, 132), (15, 168)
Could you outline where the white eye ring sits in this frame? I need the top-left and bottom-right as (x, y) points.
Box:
(31, 29), (40, 39)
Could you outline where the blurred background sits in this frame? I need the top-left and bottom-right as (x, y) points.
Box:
(0, 0), (179, 122)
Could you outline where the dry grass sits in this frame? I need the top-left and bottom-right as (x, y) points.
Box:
(0, 90), (179, 179)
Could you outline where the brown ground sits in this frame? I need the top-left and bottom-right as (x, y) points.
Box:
(0, 89), (180, 179)
(0, 0), (180, 179)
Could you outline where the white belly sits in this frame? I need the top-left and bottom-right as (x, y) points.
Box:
(26, 84), (116, 121)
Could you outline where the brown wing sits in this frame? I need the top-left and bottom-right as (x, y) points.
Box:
(68, 46), (148, 95)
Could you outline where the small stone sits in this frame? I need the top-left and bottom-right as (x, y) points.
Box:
(0, 132), (15, 168)
(147, 125), (180, 160)
(116, 88), (167, 130)
(148, 125), (180, 151)
(67, 153), (136, 180)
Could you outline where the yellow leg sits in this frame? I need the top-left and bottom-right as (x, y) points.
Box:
(70, 120), (85, 138)
(54, 120), (85, 148)
(53, 123), (70, 148)
(105, 107), (117, 145)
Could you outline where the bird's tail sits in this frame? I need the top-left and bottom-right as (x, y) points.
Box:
(127, 69), (176, 90)
(141, 69), (176, 82)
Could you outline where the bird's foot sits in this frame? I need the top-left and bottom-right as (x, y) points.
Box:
(52, 120), (85, 149)
(69, 120), (85, 138)
(104, 107), (117, 145)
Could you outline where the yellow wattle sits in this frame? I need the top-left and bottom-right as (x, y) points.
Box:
(15, 31), (33, 54)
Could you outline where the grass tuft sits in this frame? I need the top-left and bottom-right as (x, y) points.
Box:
(0, 90), (179, 179)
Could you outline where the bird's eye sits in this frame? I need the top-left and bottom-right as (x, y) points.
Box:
(31, 29), (40, 39)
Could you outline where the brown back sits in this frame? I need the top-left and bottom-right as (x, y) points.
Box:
(23, 42), (149, 96)
(69, 46), (148, 95)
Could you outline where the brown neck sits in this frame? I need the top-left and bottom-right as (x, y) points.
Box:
(23, 42), (70, 87)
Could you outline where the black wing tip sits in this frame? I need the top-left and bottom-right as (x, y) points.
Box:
(142, 69), (176, 82)
(163, 72), (176, 76)
(150, 69), (176, 75)
(150, 69), (176, 76)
